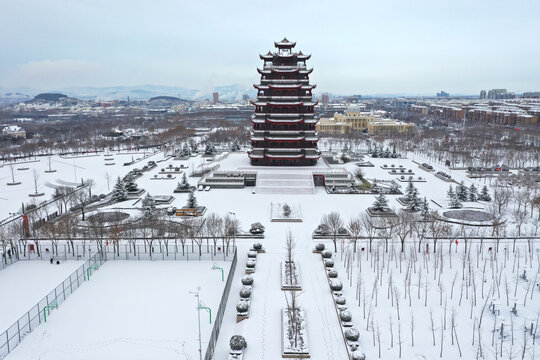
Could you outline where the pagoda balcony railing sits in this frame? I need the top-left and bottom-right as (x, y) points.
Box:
(252, 130), (317, 136)
(257, 96), (312, 101)
(251, 142), (318, 149)
(260, 79), (310, 84)
(263, 64), (307, 70)
(255, 112), (313, 117)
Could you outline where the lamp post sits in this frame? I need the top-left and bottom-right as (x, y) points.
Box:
(229, 212), (236, 251)
(189, 287), (203, 360)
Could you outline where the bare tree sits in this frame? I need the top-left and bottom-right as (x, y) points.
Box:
(321, 212), (344, 252)
(347, 215), (363, 253)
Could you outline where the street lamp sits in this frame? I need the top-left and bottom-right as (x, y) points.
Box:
(189, 287), (203, 360)
(229, 212), (236, 250)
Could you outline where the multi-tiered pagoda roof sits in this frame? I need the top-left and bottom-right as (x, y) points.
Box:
(248, 38), (320, 166)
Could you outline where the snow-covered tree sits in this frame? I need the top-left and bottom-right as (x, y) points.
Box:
(479, 185), (492, 201)
(406, 188), (422, 212)
(421, 197), (430, 219)
(189, 138), (198, 153)
(181, 143), (191, 157)
(175, 173), (191, 191)
(142, 193), (156, 217)
(447, 186), (462, 209)
(231, 139), (241, 152)
(124, 175), (138, 192)
(372, 193), (389, 211)
(112, 177), (127, 202)
(204, 143), (216, 155)
(389, 182), (400, 194)
(283, 203), (291, 217)
(456, 181), (468, 201)
(468, 184), (478, 202)
(186, 192), (198, 209)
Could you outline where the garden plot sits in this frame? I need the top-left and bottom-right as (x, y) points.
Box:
(0, 260), (83, 332)
(331, 240), (540, 360)
(7, 260), (230, 360)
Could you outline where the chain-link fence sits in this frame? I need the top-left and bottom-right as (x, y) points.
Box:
(0, 252), (106, 358)
(204, 248), (238, 360)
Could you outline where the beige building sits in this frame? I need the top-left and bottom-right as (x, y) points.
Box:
(317, 108), (414, 135)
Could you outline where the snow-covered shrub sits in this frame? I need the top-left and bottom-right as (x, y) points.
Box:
(230, 335), (247, 351)
(250, 223), (265, 234)
(241, 275), (254, 285)
(252, 242), (263, 250)
(246, 259), (256, 268)
(340, 310), (352, 322)
(314, 223), (330, 235)
(239, 286), (252, 298)
(321, 250), (333, 259)
(351, 351), (366, 360)
(345, 327), (360, 341)
(324, 259), (335, 268)
(315, 243), (325, 251)
(335, 296), (346, 305)
(328, 270), (338, 278)
(247, 251), (257, 258)
(236, 301), (249, 313)
(330, 280), (343, 291)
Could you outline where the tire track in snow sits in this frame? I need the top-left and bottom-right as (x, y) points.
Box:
(259, 255), (272, 359)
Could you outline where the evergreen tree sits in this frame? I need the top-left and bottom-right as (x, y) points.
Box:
(372, 193), (389, 211)
(447, 185), (455, 204)
(479, 185), (492, 201)
(406, 188), (422, 211)
(389, 182), (400, 194)
(142, 193), (156, 217)
(468, 184), (478, 202)
(189, 138), (198, 153)
(449, 191), (462, 209)
(112, 177), (128, 202)
(176, 173), (190, 190)
(181, 143), (191, 157)
(205, 143), (216, 155)
(231, 139), (241, 152)
(405, 180), (416, 201)
(456, 181), (468, 201)
(186, 192), (198, 209)
(124, 176), (138, 192)
(421, 197), (430, 219)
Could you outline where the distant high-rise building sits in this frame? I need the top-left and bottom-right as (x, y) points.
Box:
(242, 94), (250, 102)
(321, 93), (330, 105)
(522, 92), (540, 99)
(212, 92), (219, 104)
(487, 89), (515, 100)
(480, 90), (486, 99)
(345, 95), (362, 103)
(437, 91), (450, 98)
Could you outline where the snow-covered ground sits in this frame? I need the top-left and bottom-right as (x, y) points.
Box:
(2, 150), (538, 359)
(7, 260), (230, 360)
(0, 149), (163, 221)
(0, 260), (83, 331)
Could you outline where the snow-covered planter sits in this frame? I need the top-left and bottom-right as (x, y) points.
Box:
(281, 308), (309, 358)
(228, 334), (246, 359)
(321, 250), (333, 259)
(239, 286), (252, 299)
(324, 259), (335, 268)
(281, 261), (302, 291)
(351, 351), (366, 360)
(313, 243), (325, 253)
(249, 222), (265, 235)
(345, 327), (360, 341)
(245, 258), (256, 273)
(327, 269), (338, 278)
(335, 295), (346, 305)
(271, 202), (303, 222)
(250, 242), (265, 253)
(330, 280), (343, 291)
(236, 299), (250, 322)
(340, 310), (353, 327)
(241, 275), (254, 286)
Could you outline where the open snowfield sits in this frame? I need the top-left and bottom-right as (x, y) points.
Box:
(2, 150), (538, 359)
(0, 260), (83, 332)
(6, 260), (230, 360)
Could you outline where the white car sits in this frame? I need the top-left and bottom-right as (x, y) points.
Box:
(198, 185), (203, 191)
(204, 186), (210, 191)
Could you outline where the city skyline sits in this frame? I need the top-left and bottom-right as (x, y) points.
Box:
(1, 0), (539, 95)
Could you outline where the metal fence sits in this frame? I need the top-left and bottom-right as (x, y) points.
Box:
(15, 243), (236, 263)
(0, 253), (18, 271)
(0, 252), (106, 358)
(204, 248), (238, 360)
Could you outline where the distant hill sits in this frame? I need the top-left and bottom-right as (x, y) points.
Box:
(149, 96), (191, 102)
(33, 93), (68, 102)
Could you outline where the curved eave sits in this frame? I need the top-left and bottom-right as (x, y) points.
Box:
(264, 136), (305, 141)
(274, 40), (296, 47)
(265, 154), (304, 159)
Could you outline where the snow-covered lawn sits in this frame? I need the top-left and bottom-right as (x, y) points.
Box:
(7, 260), (230, 360)
(0, 260), (83, 332)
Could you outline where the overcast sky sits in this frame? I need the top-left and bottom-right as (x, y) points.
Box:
(1, 0), (539, 95)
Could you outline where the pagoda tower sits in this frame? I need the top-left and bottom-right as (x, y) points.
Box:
(248, 38), (320, 166)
